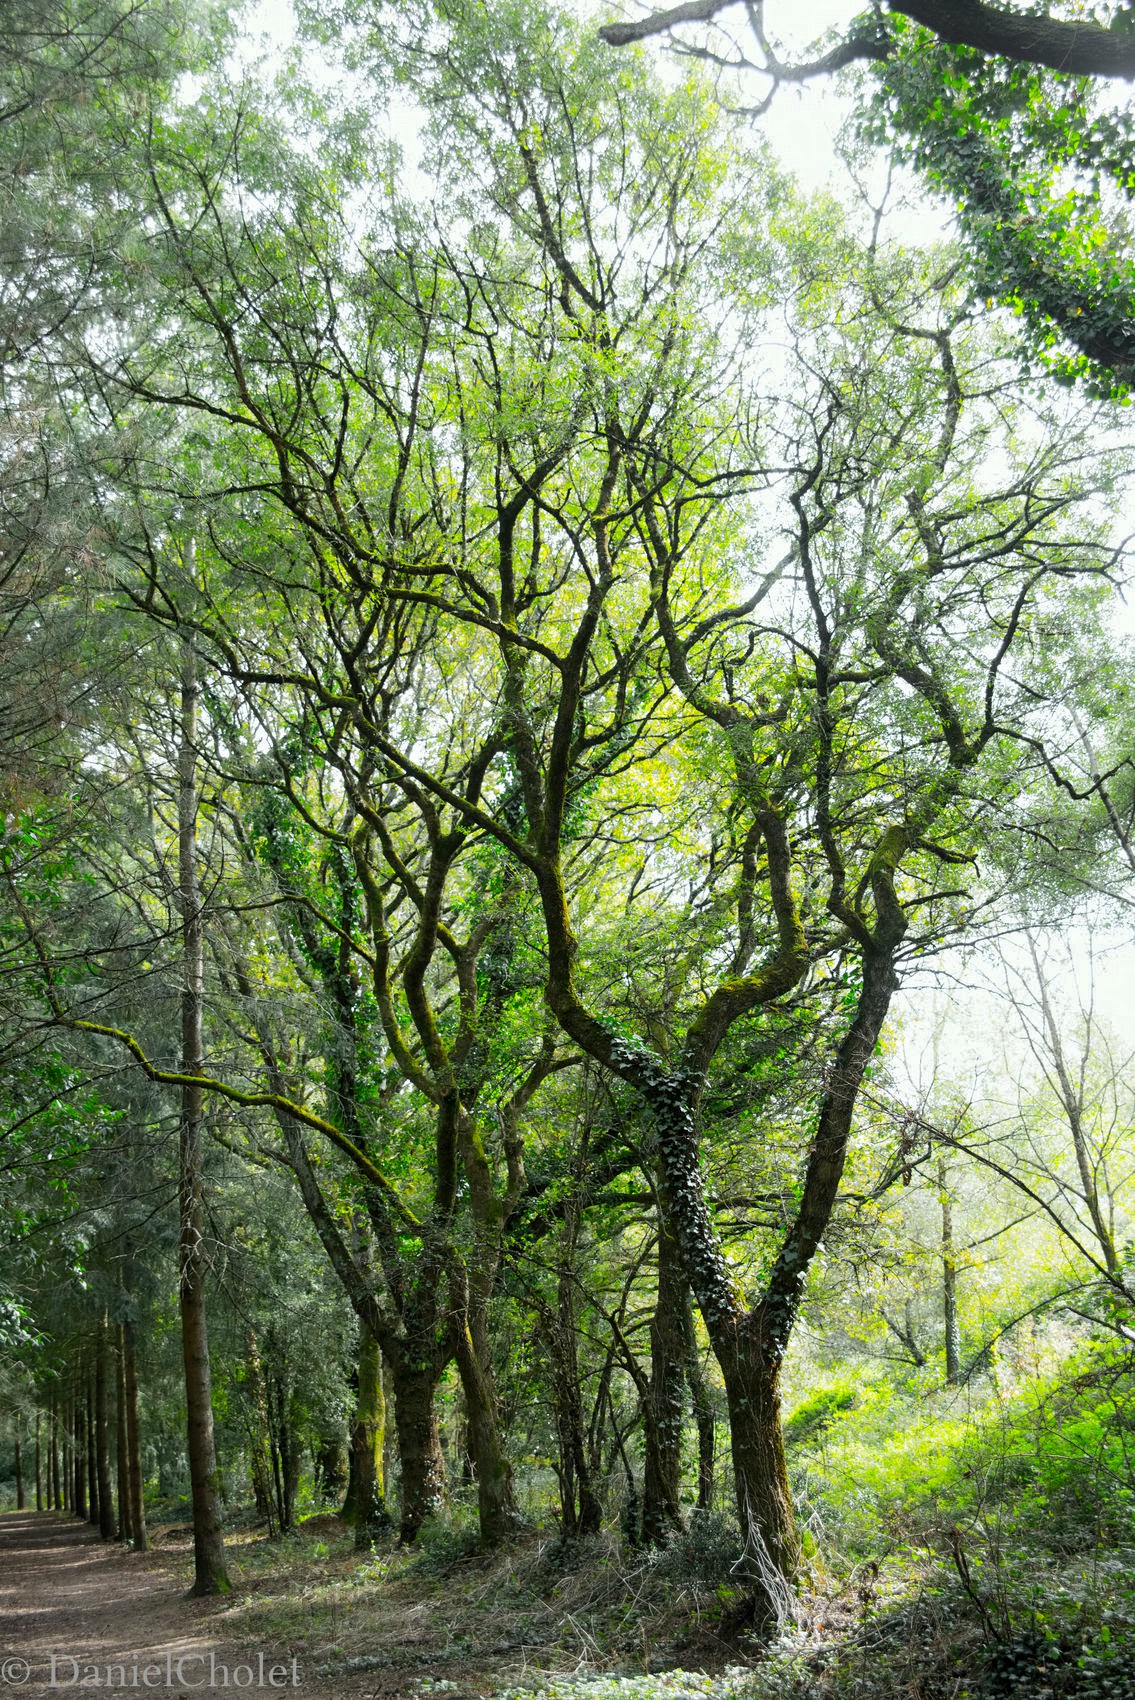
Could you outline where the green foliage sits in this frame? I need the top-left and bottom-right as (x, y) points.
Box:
(2, 0), (1135, 1651)
(783, 1384), (859, 1452)
(493, 1677), (757, 1700)
(963, 1349), (1135, 1554)
(868, 23), (1135, 398)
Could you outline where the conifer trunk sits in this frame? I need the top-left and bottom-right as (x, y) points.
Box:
(86, 1379), (99, 1527)
(177, 621), (229, 1595)
(95, 1324), (114, 1539)
(61, 1394), (71, 1513)
(122, 1321), (147, 1549)
(50, 1396), (61, 1510)
(73, 1398), (86, 1519)
(115, 1333), (130, 1540)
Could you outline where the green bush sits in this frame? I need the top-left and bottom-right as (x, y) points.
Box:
(783, 1384), (858, 1451)
(966, 1351), (1135, 1552)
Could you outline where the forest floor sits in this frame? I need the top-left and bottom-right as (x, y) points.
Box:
(0, 1508), (771, 1700)
(10, 1501), (1124, 1700)
(0, 1509), (410, 1700)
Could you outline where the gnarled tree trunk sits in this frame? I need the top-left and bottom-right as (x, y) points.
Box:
(388, 1353), (446, 1543)
(451, 1313), (517, 1547)
(641, 945), (901, 1626)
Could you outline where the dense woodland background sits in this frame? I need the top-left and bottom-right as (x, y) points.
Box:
(4, 1), (1135, 1695)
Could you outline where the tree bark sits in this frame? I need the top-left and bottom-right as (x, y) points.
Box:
(50, 1395), (61, 1511)
(245, 1333), (275, 1532)
(177, 624), (231, 1596)
(891, 0), (1135, 79)
(122, 1321), (148, 1549)
(61, 1394), (71, 1513)
(95, 1324), (114, 1539)
(351, 1326), (389, 1548)
(14, 1433), (24, 1510)
(265, 1106), (451, 1546)
(115, 1331), (130, 1540)
(641, 1206), (687, 1545)
(451, 1313), (518, 1547)
(382, 1358), (398, 1507)
(640, 945), (901, 1625)
(940, 1161), (961, 1386)
(683, 1294), (715, 1511)
(452, 1100), (526, 1547)
(717, 1316), (797, 1607)
(598, 0), (1135, 79)
(266, 1364), (301, 1535)
(86, 1379), (99, 1527)
(73, 1397), (86, 1520)
(389, 1354), (446, 1544)
(314, 1433), (347, 1504)
(35, 1415), (42, 1512)
(542, 1270), (602, 1539)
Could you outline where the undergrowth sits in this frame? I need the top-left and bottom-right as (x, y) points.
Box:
(135, 1340), (1135, 1700)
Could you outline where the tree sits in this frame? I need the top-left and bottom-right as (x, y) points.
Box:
(596, 0), (1135, 396)
(910, 937), (1135, 1325)
(598, 0), (1135, 82)
(37, 2), (775, 1547)
(176, 622), (231, 1595)
(378, 23), (1127, 1614)
(6, 0), (1129, 1624)
(281, 2), (1128, 1614)
(1, 0), (229, 808)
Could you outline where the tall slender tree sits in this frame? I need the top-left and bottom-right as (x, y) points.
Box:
(177, 613), (230, 1595)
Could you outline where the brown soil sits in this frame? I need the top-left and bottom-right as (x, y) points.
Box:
(0, 1511), (410, 1700)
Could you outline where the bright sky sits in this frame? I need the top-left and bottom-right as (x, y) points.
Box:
(242, 0), (954, 235)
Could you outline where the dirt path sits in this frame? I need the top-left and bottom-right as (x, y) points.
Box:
(0, 1513), (336, 1700)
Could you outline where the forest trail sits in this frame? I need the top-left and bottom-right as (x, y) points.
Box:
(0, 1513), (334, 1700)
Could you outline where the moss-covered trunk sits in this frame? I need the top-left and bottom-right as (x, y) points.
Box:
(389, 1354), (445, 1544)
(452, 1309), (518, 1547)
(718, 1315), (800, 1613)
(351, 1326), (389, 1547)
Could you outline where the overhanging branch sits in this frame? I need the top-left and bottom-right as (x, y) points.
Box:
(600, 0), (1135, 80)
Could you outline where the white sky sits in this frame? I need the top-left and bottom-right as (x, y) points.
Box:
(241, 0), (953, 231)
